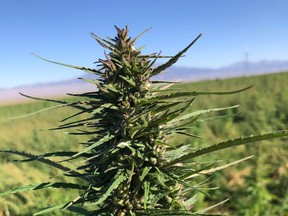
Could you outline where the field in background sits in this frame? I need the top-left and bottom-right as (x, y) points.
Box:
(0, 72), (287, 215)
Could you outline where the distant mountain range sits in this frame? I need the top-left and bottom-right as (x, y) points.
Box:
(1, 60), (288, 105)
(154, 60), (288, 81)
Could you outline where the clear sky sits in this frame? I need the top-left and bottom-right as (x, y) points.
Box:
(1, 0), (287, 88)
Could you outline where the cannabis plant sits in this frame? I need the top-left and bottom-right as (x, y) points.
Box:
(1, 26), (287, 215)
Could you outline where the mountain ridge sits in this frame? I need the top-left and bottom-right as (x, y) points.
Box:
(1, 60), (288, 105)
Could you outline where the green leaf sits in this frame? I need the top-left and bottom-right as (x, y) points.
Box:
(0, 182), (85, 196)
(94, 171), (126, 205)
(171, 116), (200, 130)
(33, 203), (68, 215)
(119, 75), (137, 87)
(32, 53), (102, 75)
(152, 33), (202, 76)
(195, 199), (229, 214)
(155, 167), (169, 189)
(90, 103), (118, 115)
(145, 99), (194, 129)
(8, 96), (74, 120)
(151, 80), (180, 84)
(165, 145), (190, 160)
(19, 93), (68, 104)
(66, 206), (91, 215)
(185, 155), (254, 179)
(144, 51), (162, 73)
(153, 99), (193, 115)
(90, 32), (120, 54)
(166, 130), (288, 166)
(13, 151), (77, 162)
(175, 131), (206, 139)
(168, 105), (239, 126)
(150, 86), (253, 100)
(105, 83), (119, 93)
(79, 77), (102, 86)
(60, 110), (88, 122)
(143, 181), (150, 209)
(131, 27), (152, 44)
(184, 194), (198, 209)
(0, 150), (86, 180)
(137, 208), (220, 215)
(71, 133), (115, 158)
(140, 166), (152, 181)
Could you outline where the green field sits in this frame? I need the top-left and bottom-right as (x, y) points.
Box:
(1, 72), (288, 215)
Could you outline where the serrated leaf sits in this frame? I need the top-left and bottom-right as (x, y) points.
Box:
(165, 145), (192, 161)
(185, 155), (254, 179)
(60, 110), (87, 122)
(168, 105), (239, 126)
(90, 33), (120, 54)
(0, 182), (85, 196)
(166, 130), (288, 166)
(71, 133), (115, 158)
(94, 171), (126, 205)
(94, 103), (118, 113)
(144, 51), (162, 73)
(150, 86), (252, 100)
(153, 99), (193, 115)
(33, 203), (67, 215)
(152, 34), (202, 76)
(13, 151), (78, 162)
(79, 77), (102, 86)
(0, 150), (86, 180)
(137, 208), (217, 215)
(119, 75), (137, 87)
(8, 96), (73, 120)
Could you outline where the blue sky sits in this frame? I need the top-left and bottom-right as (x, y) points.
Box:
(1, 0), (287, 88)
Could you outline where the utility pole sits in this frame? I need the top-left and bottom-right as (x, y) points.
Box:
(244, 47), (250, 72)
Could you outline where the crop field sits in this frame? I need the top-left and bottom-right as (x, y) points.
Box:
(0, 72), (287, 215)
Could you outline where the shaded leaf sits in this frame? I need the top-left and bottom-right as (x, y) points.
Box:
(0, 182), (85, 196)
(71, 133), (115, 158)
(33, 203), (68, 215)
(66, 206), (91, 215)
(94, 171), (126, 205)
(0, 150), (86, 181)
